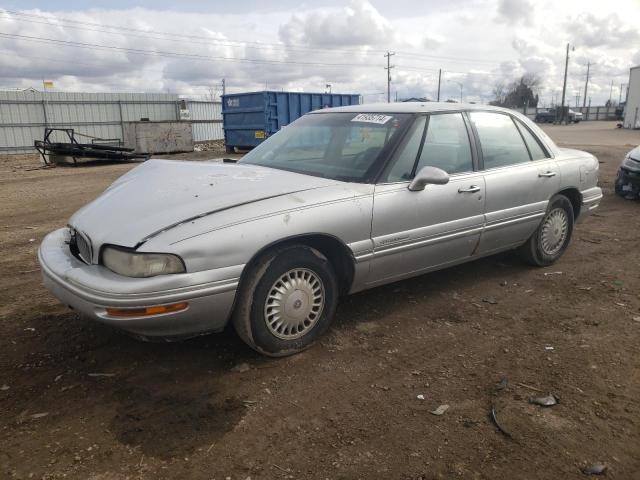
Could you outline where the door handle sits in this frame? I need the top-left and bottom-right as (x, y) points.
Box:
(458, 185), (481, 193)
(539, 171), (557, 178)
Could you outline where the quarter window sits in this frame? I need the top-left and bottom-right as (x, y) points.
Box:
(514, 119), (548, 160)
(469, 112), (531, 169)
(415, 113), (473, 174)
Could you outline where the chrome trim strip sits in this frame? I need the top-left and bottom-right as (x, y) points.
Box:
(354, 251), (374, 263)
(484, 211), (545, 231)
(362, 210), (548, 261)
(372, 225), (483, 259)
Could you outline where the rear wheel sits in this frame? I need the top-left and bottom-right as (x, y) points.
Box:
(518, 194), (574, 266)
(232, 245), (338, 357)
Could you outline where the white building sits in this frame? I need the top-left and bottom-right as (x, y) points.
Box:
(623, 66), (640, 129)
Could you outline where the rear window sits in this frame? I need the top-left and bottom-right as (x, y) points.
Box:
(514, 119), (548, 161)
(469, 112), (530, 169)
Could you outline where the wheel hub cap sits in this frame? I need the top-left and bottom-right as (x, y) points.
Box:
(540, 208), (568, 256)
(265, 268), (325, 340)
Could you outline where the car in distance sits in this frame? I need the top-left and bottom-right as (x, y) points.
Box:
(615, 145), (640, 199)
(535, 107), (582, 123)
(38, 103), (602, 356)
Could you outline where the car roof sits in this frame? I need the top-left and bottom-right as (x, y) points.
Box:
(310, 102), (515, 115)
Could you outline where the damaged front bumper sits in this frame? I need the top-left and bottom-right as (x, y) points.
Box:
(615, 167), (640, 199)
(38, 228), (240, 339)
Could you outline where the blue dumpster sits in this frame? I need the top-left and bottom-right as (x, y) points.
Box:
(222, 91), (360, 152)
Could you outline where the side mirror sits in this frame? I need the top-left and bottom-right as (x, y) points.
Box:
(408, 166), (450, 191)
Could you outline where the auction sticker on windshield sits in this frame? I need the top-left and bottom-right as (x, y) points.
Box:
(351, 113), (393, 124)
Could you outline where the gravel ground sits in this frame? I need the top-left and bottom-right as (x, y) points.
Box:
(0, 122), (639, 480)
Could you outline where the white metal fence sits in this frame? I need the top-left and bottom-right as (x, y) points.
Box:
(188, 100), (223, 142)
(513, 105), (621, 122)
(0, 90), (223, 154)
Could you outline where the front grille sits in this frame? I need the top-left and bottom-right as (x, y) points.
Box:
(70, 229), (92, 264)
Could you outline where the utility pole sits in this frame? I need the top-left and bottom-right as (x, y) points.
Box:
(437, 69), (442, 102)
(582, 61), (590, 108)
(609, 80), (614, 104)
(384, 51), (395, 103)
(619, 83), (626, 104)
(575, 91), (580, 107)
(559, 42), (571, 124)
(221, 78), (226, 97)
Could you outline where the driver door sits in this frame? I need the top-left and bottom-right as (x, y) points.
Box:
(367, 113), (485, 285)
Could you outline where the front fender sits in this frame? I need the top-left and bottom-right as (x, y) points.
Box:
(139, 184), (375, 273)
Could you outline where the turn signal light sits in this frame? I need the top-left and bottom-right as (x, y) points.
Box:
(106, 302), (188, 317)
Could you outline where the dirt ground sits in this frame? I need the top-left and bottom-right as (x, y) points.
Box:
(1, 122), (639, 480)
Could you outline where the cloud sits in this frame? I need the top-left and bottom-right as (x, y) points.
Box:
(566, 12), (640, 48)
(422, 33), (445, 49)
(278, 0), (395, 47)
(496, 0), (535, 26)
(0, 0), (637, 107)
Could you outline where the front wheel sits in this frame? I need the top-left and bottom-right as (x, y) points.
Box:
(232, 245), (339, 357)
(518, 194), (574, 266)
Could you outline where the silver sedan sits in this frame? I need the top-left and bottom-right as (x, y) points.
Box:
(38, 103), (602, 356)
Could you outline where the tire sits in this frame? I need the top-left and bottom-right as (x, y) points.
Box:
(232, 244), (339, 357)
(518, 194), (575, 267)
(614, 171), (625, 197)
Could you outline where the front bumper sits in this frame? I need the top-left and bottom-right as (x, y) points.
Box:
(615, 167), (640, 198)
(38, 228), (240, 338)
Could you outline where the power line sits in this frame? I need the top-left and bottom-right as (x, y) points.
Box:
(0, 12), (376, 57)
(0, 31), (383, 69)
(0, 9), (507, 67)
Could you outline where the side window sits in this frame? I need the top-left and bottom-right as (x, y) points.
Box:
(415, 113), (473, 174)
(469, 112), (531, 169)
(514, 119), (548, 161)
(382, 116), (426, 182)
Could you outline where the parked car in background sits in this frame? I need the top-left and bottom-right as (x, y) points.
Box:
(615, 145), (640, 199)
(38, 103), (602, 356)
(571, 109), (584, 122)
(534, 109), (554, 123)
(535, 107), (582, 123)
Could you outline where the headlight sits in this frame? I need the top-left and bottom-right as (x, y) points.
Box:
(102, 247), (185, 277)
(622, 153), (640, 172)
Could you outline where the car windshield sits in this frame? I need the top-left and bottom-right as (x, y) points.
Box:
(240, 112), (411, 182)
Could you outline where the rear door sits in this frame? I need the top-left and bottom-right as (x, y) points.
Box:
(468, 112), (559, 254)
(368, 112), (485, 285)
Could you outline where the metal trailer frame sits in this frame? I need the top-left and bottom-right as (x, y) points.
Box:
(34, 128), (149, 165)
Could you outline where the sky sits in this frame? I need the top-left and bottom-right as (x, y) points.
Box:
(0, 0), (638, 106)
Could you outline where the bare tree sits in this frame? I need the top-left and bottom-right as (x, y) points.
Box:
(491, 82), (507, 106)
(491, 74), (541, 108)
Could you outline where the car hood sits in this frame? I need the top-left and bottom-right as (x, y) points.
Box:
(69, 160), (339, 249)
(628, 145), (640, 161)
